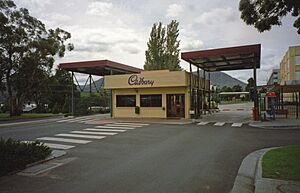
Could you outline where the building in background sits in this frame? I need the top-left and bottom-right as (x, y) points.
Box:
(267, 69), (280, 85)
(280, 46), (300, 85)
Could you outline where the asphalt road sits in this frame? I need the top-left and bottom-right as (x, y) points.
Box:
(0, 118), (300, 193)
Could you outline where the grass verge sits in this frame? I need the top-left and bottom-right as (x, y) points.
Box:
(262, 145), (300, 181)
(0, 113), (62, 121)
(0, 138), (52, 176)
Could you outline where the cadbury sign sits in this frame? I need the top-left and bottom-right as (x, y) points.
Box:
(128, 75), (154, 86)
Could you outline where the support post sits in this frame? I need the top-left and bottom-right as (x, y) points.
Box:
(189, 63), (193, 119)
(253, 64), (259, 120)
(89, 74), (92, 95)
(197, 67), (200, 117)
(296, 92), (299, 119)
(203, 70), (206, 115)
(110, 70), (113, 117)
(71, 72), (74, 117)
(208, 72), (211, 111)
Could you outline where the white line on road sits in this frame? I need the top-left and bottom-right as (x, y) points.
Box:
(84, 128), (126, 132)
(113, 122), (149, 126)
(37, 137), (91, 144)
(214, 122), (226, 126)
(232, 123), (243, 127)
(55, 134), (106, 139)
(105, 124), (143, 127)
(44, 143), (75, 150)
(95, 126), (135, 130)
(197, 122), (209, 125)
(71, 131), (117, 135)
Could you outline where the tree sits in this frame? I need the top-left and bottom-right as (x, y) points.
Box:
(239, 0), (300, 34)
(245, 78), (255, 101)
(165, 20), (181, 70)
(144, 20), (181, 70)
(232, 84), (243, 92)
(0, 0), (73, 116)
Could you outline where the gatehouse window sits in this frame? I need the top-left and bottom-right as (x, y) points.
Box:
(116, 95), (136, 107)
(140, 94), (162, 107)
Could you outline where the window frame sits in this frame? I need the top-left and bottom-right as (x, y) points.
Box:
(116, 95), (136, 107)
(140, 94), (162, 107)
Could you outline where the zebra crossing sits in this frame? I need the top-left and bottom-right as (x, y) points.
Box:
(197, 121), (247, 127)
(24, 122), (149, 151)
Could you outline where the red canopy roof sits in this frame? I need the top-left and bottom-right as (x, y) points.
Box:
(59, 60), (142, 76)
(181, 44), (261, 72)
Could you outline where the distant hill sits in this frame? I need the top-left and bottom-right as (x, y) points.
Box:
(208, 71), (247, 89)
(79, 71), (246, 92)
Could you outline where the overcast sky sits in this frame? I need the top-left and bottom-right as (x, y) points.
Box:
(14, 0), (300, 85)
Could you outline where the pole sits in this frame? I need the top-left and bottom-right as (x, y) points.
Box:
(71, 72), (74, 117)
(197, 67), (200, 117)
(296, 92), (299, 119)
(110, 70), (113, 117)
(253, 64), (259, 120)
(203, 70), (206, 115)
(208, 72), (211, 111)
(89, 74), (92, 95)
(189, 63), (193, 118)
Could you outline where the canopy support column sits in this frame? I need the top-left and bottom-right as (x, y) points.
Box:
(203, 70), (206, 115)
(71, 72), (74, 117)
(253, 63), (259, 120)
(189, 63), (193, 119)
(197, 67), (200, 118)
(208, 72), (211, 111)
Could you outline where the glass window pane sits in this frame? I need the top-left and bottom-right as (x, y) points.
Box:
(296, 72), (300, 80)
(296, 56), (300, 66)
(140, 95), (162, 107)
(116, 95), (136, 107)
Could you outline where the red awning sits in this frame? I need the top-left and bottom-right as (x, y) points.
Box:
(59, 59), (142, 76)
(181, 44), (261, 72)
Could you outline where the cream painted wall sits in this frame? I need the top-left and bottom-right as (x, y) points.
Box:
(112, 87), (190, 118)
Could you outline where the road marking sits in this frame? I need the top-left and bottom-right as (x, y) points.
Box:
(197, 122), (209, 125)
(55, 134), (106, 139)
(84, 128), (126, 132)
(95, 126), (135, 130)
(71, 131), (117, 135)
(113, 122), (149, 126)
(232, 123), (243, 127)
(105, 124), (143, 127)
(44, 143), (75, 150)
(214, 122), (226, 126)
(37, 137), (91, 144)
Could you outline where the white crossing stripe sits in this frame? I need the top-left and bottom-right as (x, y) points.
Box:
(113, 122), (149, 126)
(214, 122), (226, 126)
(37, 137), (91, 144)
(84, 128), (126, 132)
(55, 133), (106, 139)
(71, 131), (117, 135)
(197, 122), (209, 125)
(95, 126), (135, 130)
(43, 143), (75, 150)
(232, 123), (243, 127)
(23, 141), (75, 150)
(105, 124), (143, 127)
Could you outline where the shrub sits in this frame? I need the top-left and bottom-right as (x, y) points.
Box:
(0, 138), (52, 176)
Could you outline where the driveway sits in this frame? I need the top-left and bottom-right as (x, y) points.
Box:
(0, 116), (299, 193)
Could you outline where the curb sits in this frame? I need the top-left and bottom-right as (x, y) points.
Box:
(26, 150), (66, 168)
(249, 122), (300, 130)
(231, 148), (273, 193)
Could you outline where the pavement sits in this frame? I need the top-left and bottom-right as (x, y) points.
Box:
(232, 147), (300, 193)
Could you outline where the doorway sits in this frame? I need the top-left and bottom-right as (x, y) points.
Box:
(167, 94), (185, 118)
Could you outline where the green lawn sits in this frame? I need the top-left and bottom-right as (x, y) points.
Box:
(0, 113), (62, 121)
(262, 146), (300, 181)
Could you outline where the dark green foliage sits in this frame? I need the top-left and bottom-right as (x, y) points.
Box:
(239, 0), (300, 34)
(144, 20), (181, 70)
(0, 138), (51, 176)
(232, 84), (243, 92)
(0, 0), (73, 116)
(74, 92), (110, 115)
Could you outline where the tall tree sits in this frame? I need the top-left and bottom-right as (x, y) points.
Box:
(144, 20), (181, 70)
(166, 20), (181, 70)
(239, 0), (300, 34)
(0, 0), (73, 116)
